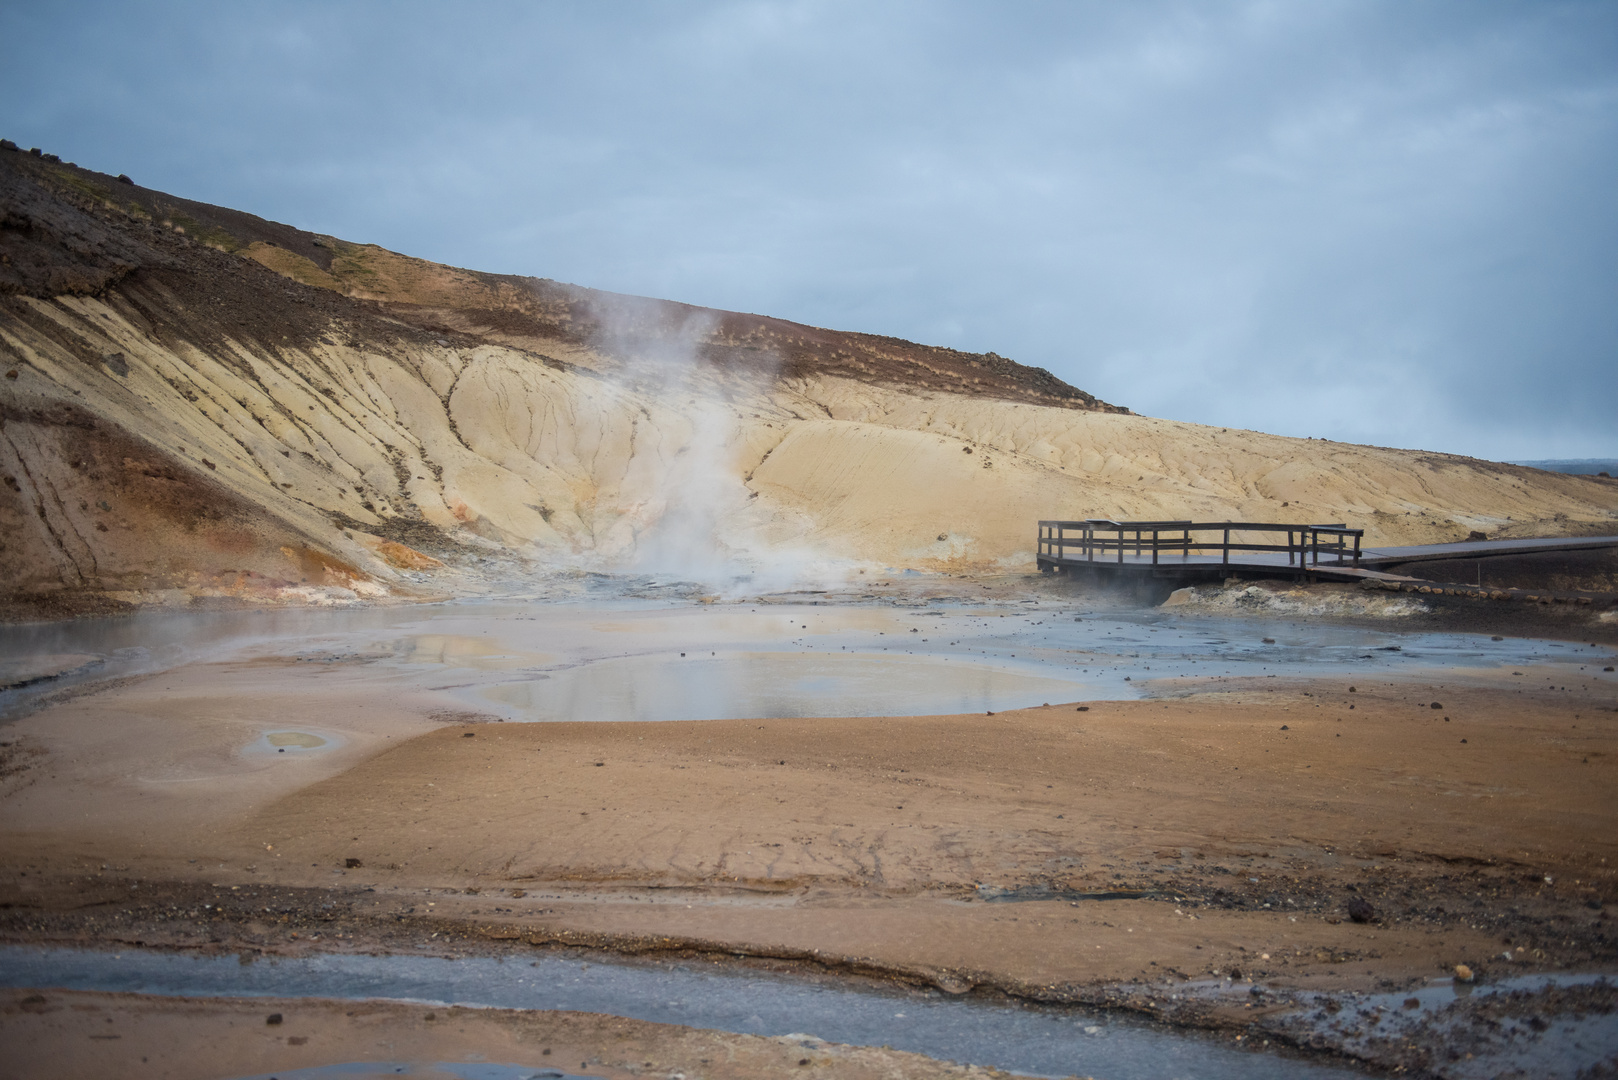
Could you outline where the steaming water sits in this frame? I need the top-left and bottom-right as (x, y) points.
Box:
(0, 945), (1366, 1080)
(476, 650), (1092, 721)
(5, 581), (1610, 724)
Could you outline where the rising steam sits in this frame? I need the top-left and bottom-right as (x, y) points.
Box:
(582, 294), (850, 593)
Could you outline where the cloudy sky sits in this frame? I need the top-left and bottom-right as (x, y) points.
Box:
(3, 1), (1615, 459)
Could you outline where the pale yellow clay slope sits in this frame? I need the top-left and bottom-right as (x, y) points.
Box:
(2, 288), (1614, 605)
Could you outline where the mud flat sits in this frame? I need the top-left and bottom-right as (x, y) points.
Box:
(1, 586), (1616, 1076)
(0, 986), (1025, 1080)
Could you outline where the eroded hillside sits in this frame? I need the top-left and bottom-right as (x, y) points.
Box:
(3, 144), (1615, 615)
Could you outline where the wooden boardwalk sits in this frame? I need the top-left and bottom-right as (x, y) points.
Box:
(1036, 519), (1618, 586)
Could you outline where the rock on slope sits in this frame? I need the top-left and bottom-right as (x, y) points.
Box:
(2, 144), (1614, 615)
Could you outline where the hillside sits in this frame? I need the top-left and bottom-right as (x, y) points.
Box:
(2, 143), (1615, 615)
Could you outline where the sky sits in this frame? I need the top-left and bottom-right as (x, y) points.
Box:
(2, 1), (1615, 460)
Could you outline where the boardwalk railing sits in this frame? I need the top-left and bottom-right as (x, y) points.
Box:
(1037, 520), (1364, 569)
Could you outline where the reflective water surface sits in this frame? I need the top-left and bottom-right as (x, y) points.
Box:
(0, 946), (1366, 1080)
(4, 583), (1610, 724)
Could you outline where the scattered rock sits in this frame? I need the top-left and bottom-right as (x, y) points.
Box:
(266, 1013), (283, 1025)
(1454, 963), (1474, 983)
(1467, 531), (1489, 542)
(1346, 896), (1376, 923)
(1076, 706), (1089, 712)
(345, 857), (362, 868)
(1280, 724), (1289, 730)
(937, 534), (947, 542)
(116, 174), (134, 185)
(1430, 701), (1444, 709)
(1262, 637), (1275, 644)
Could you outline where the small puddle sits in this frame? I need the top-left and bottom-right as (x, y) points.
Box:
(267, 732), (328, 749)
(0, 946), (1365, 1080)
(245, 730), (342, 757)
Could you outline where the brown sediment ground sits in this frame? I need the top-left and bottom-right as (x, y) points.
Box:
(0, 988), (1025, 1080)
(3, 662), (1614, 1003)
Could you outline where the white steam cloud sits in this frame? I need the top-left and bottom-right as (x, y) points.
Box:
(583, 295), (854, 594)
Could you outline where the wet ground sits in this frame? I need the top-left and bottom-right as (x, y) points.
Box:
(4, 574), (1611, 729)
(0, 945), (1367, 1080)
(2, 572), (1616, 1078)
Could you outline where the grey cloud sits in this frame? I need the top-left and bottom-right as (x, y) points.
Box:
(3, 0), (1614, 457)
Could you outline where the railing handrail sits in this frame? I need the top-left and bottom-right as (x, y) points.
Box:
(1039, 519), (1362, 537)
(1036, 519), (1364, 570)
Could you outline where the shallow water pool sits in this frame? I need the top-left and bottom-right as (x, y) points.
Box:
(0, 945), (1365, 1080)
(475, 650), (1093, 721)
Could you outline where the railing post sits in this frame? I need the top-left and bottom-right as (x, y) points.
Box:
(1353, 532), (1361, 568)
(1183, 528), (1189, 557)
(1152, 529), (1159, 565)
(1222, 528), (1230, 567)
(1117, 525), (1124, 564)
(1086, 524), (1093, 562)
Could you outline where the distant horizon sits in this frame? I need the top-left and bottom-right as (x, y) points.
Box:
(1510, 458), (1618, 473)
